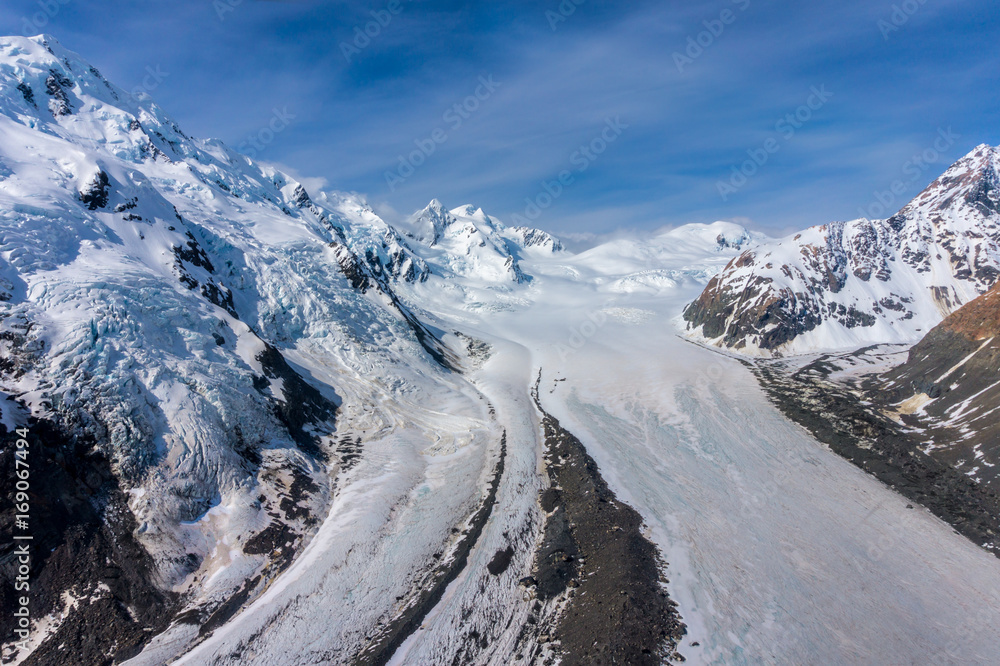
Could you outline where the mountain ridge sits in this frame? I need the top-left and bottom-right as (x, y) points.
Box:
(683, 143), (1000, 355)
(879, 280), (1000, 488)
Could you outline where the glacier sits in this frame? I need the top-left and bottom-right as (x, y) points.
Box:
(1, 33), (999, 666)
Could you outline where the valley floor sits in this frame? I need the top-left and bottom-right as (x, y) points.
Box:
(131, 282), (1000, 666)
(490, 287), (1000, 665)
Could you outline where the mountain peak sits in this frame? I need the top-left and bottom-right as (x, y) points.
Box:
(1, 33), (185, 164)
(450, 204), (493, 223)
(2, 33), (62, 56)
(893, 143), (1000, 222)
(658, 221), (756, 252)
(408, 199), (455, 245)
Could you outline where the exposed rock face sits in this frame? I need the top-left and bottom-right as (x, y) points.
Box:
(79, 170), (110, 210)
(45, 68), (73, 116)
(749, 283), (1000, 559)
(684, 144), (1000, 354)
(752, 350), (1000, 560)
(881, 281), (1000, 489)
(0, 416), (178, 666)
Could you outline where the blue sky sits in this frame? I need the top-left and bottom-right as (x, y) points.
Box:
(2, 0), (999, 238)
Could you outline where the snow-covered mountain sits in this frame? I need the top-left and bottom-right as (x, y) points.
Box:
(406, 201), (528, 283)
(4, 33), (1000, 666)
(683, 144), (1000, 355)
(0, 34), (756, 666)
(0, 34), (574, 664)
(403, 200), (565, 286)
(569, 221), (760, 294)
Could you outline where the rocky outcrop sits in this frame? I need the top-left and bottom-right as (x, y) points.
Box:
(79, 170), (110, 210)
(749, 283), (1000, 559)
(44, 68), (73, 116)
(880, 282), (1000, 488)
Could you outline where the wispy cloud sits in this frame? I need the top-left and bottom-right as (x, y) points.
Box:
(2, 0), (997, 235)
